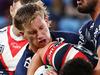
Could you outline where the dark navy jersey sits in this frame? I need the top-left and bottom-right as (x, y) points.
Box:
(79, 14), (100, 52)
(15, 31), (80, 75)
(51, 31), (80, 44)
(14, 45), (34, 75)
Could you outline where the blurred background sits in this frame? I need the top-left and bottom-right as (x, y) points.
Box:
(0, 0), (90, 33)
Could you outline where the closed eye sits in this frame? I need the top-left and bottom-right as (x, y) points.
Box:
(39, 26), (44, 30)
(27, 31), (37, 35)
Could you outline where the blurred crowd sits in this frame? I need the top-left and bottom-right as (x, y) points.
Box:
(0, 0), (90, 33)
(0, 0), (13, 28)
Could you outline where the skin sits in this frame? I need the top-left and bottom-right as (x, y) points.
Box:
(77, 0), (100, 75)
(23, 15), (52, 52)
(10, 1), (23, 18)
(27, 42), (54, 75)
(77, 0), (97, 14)
(26, 1), (100, 74)
(45, 70), (58, 75)
(10, 1), (24, 36)
(94, 47), (100, 75)
(25, 15), (53, 75)
(77, 0), (100, 20)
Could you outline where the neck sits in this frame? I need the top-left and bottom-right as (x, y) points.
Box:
(90, 2), (100, 21)
(29, 44), (38, 53)
(29, 38), (52, 53)
(12, 25), (21, 36)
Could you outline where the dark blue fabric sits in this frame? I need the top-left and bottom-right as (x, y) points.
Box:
(79, 14), (100, 53)
(14, 45), (34, 75)
(51, 31), (80, 44)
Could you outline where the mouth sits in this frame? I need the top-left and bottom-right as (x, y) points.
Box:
(38, 39), (47, 45)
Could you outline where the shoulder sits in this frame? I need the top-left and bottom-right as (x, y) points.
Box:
(79, 20), (92, 31)
(0, 26), (8, 37)
(39, 42), (55, 59)
(0, 26), (8, 33)
(51, 31), (80, 44)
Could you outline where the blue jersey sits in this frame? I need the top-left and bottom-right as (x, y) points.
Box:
(14, 45), (34, 75)
(79, 14), (100, 52)
(51, 31), (80, 44)
(15, 31), (80, 75)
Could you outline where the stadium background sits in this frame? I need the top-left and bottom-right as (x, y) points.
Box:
(0, 0), (90, 33)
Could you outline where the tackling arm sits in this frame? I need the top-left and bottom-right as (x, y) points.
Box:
(27, 51), (43, 75)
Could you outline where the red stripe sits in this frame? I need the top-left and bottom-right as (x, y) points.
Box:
(1, 55), (8, 71)
(1, 55), (15, 74)
(74, 52), (89, 61)
(50, 42), (65, 66)
(8, 71), (15, 75)
(7, 26), (28, 57)
(61, 45), (73, 67)
(43, 43), (54, 64)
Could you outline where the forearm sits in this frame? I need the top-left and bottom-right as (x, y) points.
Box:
(93, 58), (100, 75)
(94, 46), (100, 75)
(27, 53), (43, 75)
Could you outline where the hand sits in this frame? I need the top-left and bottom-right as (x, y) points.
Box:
(44, 70), (58, 75)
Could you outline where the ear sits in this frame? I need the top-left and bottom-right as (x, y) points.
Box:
(10, 5), (14, 18)
(19, 32), (24, 36)
(44, 15), (51, 27)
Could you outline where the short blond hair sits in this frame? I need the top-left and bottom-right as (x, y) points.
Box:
(14, 1), (49, 31)
(13, 0), (40, 4)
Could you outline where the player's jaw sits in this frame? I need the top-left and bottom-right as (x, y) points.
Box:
(77, 0), (88, 13)
(29, 35), (52, 50)
(77, 0), (97, 14)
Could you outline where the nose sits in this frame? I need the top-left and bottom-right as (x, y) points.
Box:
(37, 31), (44, 40)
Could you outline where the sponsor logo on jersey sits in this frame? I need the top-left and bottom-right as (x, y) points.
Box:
(10, 42), (21, 49)
(24, 57), (32, 68)
(0, 44), (4, 54)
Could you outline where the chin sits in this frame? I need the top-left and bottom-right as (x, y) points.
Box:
(78, 8), (89, 13)
(39, 44), (46, 48)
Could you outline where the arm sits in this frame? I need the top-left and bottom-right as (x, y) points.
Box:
(27, 51), (43, 75)
(94, 58), (100, 75)
(93, 46), (100, 75)
(27, 42), (55, 75)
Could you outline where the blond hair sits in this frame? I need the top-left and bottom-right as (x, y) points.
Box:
(14, 1), (49, 31)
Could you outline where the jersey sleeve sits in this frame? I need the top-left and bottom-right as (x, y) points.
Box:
(51, 31), (80, 45)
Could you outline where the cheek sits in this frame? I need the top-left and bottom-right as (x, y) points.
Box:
(24, 33), (28, 39)
(29, 36), (34, 41)
(24, 33), (32, 40)
(28, 37), (35, 44)
(44, 27), (50, 33)
(45, 32), (51, 39)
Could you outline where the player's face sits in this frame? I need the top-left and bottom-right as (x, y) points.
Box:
(24, 15), (51, 49)
(10, 1), (22, 18)
(77, 0), (98, 13)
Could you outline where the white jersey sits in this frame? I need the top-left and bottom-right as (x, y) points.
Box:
(0, 25), (28, 74)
